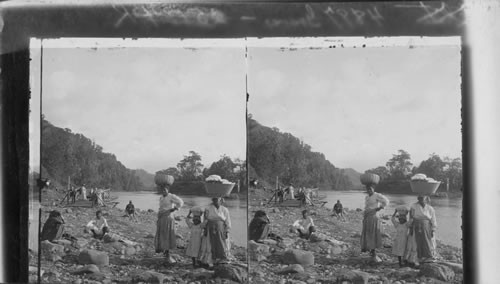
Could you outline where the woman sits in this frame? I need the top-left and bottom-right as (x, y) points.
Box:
(154, 186), (184, 262)
(360, 184), (389, 259)
(204, 197), (231, 264)
(41, 210), (65, 242)
(409, 195), (437, 264)
(249, 210), (271, 242)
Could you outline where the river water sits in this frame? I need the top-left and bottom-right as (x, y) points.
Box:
(321, 191), (462, 248)
(113, 191), (248, 247)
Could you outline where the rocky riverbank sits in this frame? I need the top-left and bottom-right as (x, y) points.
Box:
(248, 188), (463, 284)
(31, 189), (247, 284)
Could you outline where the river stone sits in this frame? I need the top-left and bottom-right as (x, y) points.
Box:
(248, 240), (270, 261)
(214, 264), (248, 283)
(53, 239), (72, 246)
(124, 246), (136, 256)
(279, 238), (295, 249)
(278, 264), (305, 274)
(337, 269), (372, 284)
(78, 249), (109, 266)
(72, 264), (100, 275)
(132, 270), (167, 283)
(283, 249), (314, 266)
(41, 240), (65, 261)
(439, 262), (463, 273)
(419, 263), (455, 282)
(261, 239), (278, 246)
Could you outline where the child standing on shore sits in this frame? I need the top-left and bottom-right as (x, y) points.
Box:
(186, 208), (204, 267)
(392, 209), (410, 267)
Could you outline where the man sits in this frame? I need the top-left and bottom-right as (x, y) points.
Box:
(125, 200), (138, 222)
(86, 210), (109, 239)
(360, 184), (389, 259)
(333, 200), (346, 221)
(293, 209), (316, 240)
(409, 195), (437, 264)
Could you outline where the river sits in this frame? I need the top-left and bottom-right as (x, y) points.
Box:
(113, 191), (247, 247)
(321, 191), (462, 248)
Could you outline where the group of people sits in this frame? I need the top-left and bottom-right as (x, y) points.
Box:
(361, 184), (438, 267)
(155, 186), (233, 267)
(62, 185), (107, 207)
(249, 183), (438, 269)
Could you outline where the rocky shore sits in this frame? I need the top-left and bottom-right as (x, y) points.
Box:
(248, 189), (463, 284)
(31, 189), (247, 284)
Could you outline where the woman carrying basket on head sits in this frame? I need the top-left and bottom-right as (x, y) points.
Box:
(203, 197), (231, 264)
(154, 186), (184, 263)
(360, 183), (389, 260)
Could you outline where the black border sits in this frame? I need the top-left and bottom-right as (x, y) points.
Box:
(1, 1), (471, 283)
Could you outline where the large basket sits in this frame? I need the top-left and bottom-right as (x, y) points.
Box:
(204, 182), (235, 197)
(410, 181), (441, 195)
(360, 173), (380, 186)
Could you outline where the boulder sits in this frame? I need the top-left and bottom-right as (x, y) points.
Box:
(278, 264), (305, 274)
(41, 240), (65, 261)
(65, 208), (73, 213)
(78, 249), (109, 266)
(278, 238), (295, 249)
(248, 240), (270, 261)
(72, 264), (100, 275)
(124, 247), (136, 256)
(214, 264), (248, 283)
(337, 269), (372, 284)
(75, 238), (89, 249)
(53, 239), (72, 246)
(282, 249), (314, 266)
(419, 263), (455, 282)
(439, 262), (463, 273)
(132, 270), (167, 283)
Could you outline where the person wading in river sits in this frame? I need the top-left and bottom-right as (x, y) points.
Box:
(409, 195), (437, 264)
(154, 186), (184, 263)
(360, 184), (389, 260)
(204, 197), (231, 264)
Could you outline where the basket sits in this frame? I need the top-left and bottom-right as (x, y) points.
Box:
(360, 173), (380, 186)
(204, 182), (235, 197)
(410, 181), (441, 195)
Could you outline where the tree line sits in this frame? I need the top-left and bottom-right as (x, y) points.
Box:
(41, 118), (144, 191)
(365, 149), (463, 193)
(247, 115), (353, 191)
(155, 151), (247, 194)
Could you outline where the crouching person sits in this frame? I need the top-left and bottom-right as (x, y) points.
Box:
(87, 210), (109, 240)
(293, 209), (316, 240)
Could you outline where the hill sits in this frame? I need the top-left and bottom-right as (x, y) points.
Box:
(41, 118), (145, 191)
(133, 169), (155, 190)
(341, 168), (363, 189)
(247, 116), (352, 191)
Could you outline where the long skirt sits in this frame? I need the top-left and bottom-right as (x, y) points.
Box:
(199, 232), (213, 265)
(404, 232), (418, 264)
(360, 210), (382, 251)
(154, 211), (176, 252)
(413, 219), (434, 259)
(207, 220), (227, 260)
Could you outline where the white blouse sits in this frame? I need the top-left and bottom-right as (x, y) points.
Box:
(410, 202), (437, 230)
(159, 194), (184, 213)
(365, 192), (389, 210)
(205, 205), (231, 230)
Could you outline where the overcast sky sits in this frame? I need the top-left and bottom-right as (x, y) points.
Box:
(248, 43), (462, 173)
(37, 44), (246, 173)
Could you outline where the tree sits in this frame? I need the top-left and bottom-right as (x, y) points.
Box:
(443, 156), (463, 192)
(417, 153), (446, 180)
(156, 167), (181, 179)
(386, 150), (413, 179)
(177, 151), (204, 181)
(205, 155), (238, 180)
(365, 166), (390, 181)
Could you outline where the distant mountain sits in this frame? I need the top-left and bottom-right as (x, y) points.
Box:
(248, 116), (353, 191)
(133, 169), (155, 190)
(342, 168), (363, 189)
(41, 118), (145, 191)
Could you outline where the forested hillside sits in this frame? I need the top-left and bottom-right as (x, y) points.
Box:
(247, 116), (352, 191)
(41, 118), (145, 191)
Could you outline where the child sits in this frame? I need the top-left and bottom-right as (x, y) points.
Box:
(186, 209), (203, 268)
(392, 209), (410, 267)
(293, 209), (316, 240)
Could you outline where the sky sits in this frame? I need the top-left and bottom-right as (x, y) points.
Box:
(248, 39), (462, 173)
(33, 40), (247, 173)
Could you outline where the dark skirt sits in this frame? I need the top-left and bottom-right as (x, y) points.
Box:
(154, 211), (176, 251)
(413, 219), (434, 259)
(207, 220), (227, 260)
(360, 210), (382, 250)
